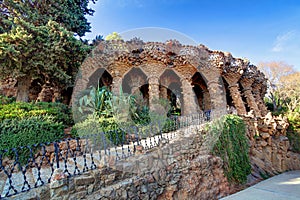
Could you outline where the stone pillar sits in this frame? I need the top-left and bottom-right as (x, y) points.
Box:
(201, 68), (227, 116)
(181, 79), (200, 115)
(160, 86), (168, 100)
(111, 76), (122, 95)
(227, 83), (246, 115)
(148, 76), (160, 112)
(240, 78), (261, 117)
(222, 71), (247, 115)
(203, 90), (211, 111)
(252, 83), (268, 116)
(131, 85), (140, 95)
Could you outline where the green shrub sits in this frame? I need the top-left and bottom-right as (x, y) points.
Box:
(162, 118), (177, 133)
(0, 95), (15, 105)
(209, 114), (251, 184)
(287, 112), (300, 153)
(72, 114), (125, 146)
(0, 115), (65, 164)
(0, 102), (73, 126)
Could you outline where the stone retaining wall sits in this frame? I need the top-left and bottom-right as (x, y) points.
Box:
(9, 114), (300, 200)
(12, 126), (229, 200)
(244, 112), (300, 181)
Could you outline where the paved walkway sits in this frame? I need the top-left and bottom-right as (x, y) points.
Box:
(221, 170), (300, 200)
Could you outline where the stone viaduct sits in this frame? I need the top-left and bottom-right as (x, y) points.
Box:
(72, 39), (268, 117)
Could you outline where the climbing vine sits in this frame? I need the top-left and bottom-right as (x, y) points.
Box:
(208, 114), (251, 184)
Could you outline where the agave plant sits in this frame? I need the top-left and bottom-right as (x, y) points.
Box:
(78, 86), (113, 118)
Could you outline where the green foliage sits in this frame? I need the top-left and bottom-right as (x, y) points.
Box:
(1, 0), (97, 36)
(209, 115), (251, 184)
(0, 95), (15, 105)
(0, 102), (73, 126)
(77, 86), (146, 127)
(71, 114), (101, 137)
(72, 114), (124, 146)
(162, 118), (177, 133)
(1, 0), (94, 101)
(132, 104), (150, 125)
(0, 18), (91, 101)
(0, 115), (64, 164)
(287, 112), (300, 153)
(75, 86), (177, 143)
(78, 86), (113, 119)
(100, 117), (125, 145)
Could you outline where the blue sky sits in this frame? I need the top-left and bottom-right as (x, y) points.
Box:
(84, 0), (300, 71)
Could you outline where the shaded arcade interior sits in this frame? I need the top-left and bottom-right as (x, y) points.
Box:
(87, 67), (224, 116)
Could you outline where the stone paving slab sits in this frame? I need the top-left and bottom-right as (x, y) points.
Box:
(221, 170), (300, 200)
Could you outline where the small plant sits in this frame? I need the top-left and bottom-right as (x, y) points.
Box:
(77, 86), (113, 119)
(208, 114), (251, 184)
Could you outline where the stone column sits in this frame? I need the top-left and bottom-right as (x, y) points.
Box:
(222, 70), (247, 115)
(203, 90), (211, 111)
(111, 76), (122, 95)
(252, 83), (268, 116)
(201, 68), (227, 116)
(160, 86), (168, 99)
(148, 76), (160, 112)
(181, 79), (200, 115)
(227, 83), (246, 115)
(240, 78), (261, 117)
(131, 85), (140, 95)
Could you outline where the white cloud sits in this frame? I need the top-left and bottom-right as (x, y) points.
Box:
(272, 30), (296, 52)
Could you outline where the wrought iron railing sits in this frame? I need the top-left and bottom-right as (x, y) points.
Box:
(0, 111), (222, 198)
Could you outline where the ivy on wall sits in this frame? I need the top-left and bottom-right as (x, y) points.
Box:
(207, 114), (251, 183)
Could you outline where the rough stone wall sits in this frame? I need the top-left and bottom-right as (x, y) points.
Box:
(244, 112), (300, 181)
(12, 126), (229, 200)
(7, 114), (300, 200)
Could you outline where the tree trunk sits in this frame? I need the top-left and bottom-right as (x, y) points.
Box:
(52, 86), (62, 102)
(16, 76), (31, 102)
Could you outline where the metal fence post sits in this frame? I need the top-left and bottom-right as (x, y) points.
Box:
(54, 142), (60, 169)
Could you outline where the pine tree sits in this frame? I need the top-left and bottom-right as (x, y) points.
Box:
(0, 18), (90, 101)
(0, 0), (97, 101)
(0, 0), (96, 36)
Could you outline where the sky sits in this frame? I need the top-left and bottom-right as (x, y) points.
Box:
(84, 0), (300, 71)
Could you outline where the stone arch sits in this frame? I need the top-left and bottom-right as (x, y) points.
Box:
(159, 69), (183, 115)
(196, 67), (227, 113)
(72, 40), (264, 118)
(173, 63), (198, 80)
(122, 67), (148, 95)
(191, 72), (211, 112)
(87, 68), (113, 90)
